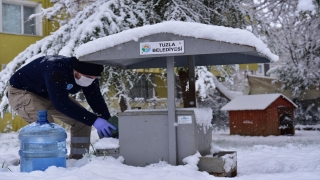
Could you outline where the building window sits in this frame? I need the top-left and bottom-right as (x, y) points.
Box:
(129, 75), (155, 100)
(0, 0), (42, 36)
(258, 65), (262, 73)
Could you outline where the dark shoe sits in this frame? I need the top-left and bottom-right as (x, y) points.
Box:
(67, 154), (83, 160)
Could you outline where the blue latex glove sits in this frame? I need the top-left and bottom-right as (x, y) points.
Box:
(93, 118), (117, 137)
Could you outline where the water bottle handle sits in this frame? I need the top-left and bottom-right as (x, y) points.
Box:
(38, 110), (50, 124)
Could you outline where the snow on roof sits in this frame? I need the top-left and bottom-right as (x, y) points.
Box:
(76, 21), (279, 62)
(221, 94), (297, 111)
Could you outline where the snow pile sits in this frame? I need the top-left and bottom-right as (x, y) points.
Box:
(0, 154), (20, 167)
(76, 21), (279, 62)
(222, 153), (237, 173)
(0, 129), (319, 179)
(182, 151), (202, 170)
(210, 144), (223, 155)
(93, 137), (119, 149)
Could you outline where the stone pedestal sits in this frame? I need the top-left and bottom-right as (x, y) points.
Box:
(198, 151), (237, 177)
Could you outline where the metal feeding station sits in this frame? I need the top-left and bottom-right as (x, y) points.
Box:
(77, 21), (276, 174)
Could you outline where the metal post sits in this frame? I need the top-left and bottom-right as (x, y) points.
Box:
(167, 56), (177, 165)
(188, 55), (196, 107)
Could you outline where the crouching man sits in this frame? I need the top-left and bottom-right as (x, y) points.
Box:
(7, 55), (116, 159)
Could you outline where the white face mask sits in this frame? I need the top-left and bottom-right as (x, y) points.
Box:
(74, 75), (95, 87)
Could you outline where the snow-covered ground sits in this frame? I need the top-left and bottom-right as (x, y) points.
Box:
(0, 127), (319, 180)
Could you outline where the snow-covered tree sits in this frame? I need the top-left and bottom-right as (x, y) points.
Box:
(270, 6), (320, 97)
(243, 0), (320, 97)
(141, 0), (249, 107)
(0, 0), (146, 116)
(235, 0), (320, 124)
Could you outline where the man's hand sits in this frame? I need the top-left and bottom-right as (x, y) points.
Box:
(93, 117), (117, 137)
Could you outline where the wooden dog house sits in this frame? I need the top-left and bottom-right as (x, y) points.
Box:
(221, 94), (297, 136)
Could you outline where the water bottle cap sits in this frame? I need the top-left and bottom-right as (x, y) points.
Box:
(38, 110), (49, 123)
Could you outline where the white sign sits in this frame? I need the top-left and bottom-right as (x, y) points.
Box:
(178, 116), (192, 124)
(140, 40), (184, 55)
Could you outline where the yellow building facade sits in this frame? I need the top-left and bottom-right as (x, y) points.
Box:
(0, 0), (57, 132)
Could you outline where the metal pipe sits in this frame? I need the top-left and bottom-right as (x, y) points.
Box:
(167, 56), (177, 165)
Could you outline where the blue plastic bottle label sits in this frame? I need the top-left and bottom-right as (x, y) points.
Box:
(32, 157), (66, 171)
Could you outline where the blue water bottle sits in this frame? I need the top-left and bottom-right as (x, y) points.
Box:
(18, 110), (67, 172)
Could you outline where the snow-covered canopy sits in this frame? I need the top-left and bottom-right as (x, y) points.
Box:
(76, 21), (279, 65)
(221, 94), (297, 111)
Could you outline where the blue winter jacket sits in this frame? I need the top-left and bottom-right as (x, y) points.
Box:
(9, 55), (110, 126)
